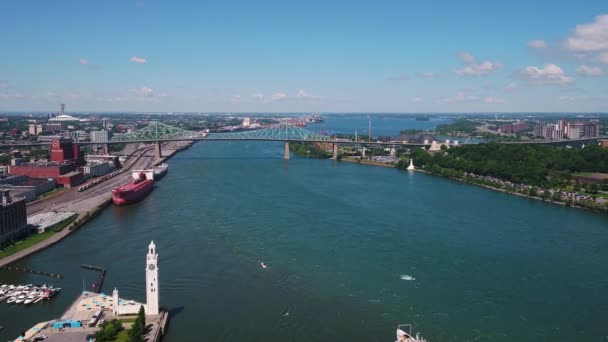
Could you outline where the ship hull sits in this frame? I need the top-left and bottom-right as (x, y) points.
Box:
(112, 180), (154, 205)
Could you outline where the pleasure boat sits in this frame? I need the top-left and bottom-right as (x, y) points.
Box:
(14, 295), (27, 304)
(6, 297), (17, 304)
(395, 324), (428, 342)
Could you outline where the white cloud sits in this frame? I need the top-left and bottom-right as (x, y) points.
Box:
(565, 15), (608, 52)
(576, 64), (604, 76)
(441, 92), (479, 103)
(458, 52), (477, 63)
(79, 59), (89, 65)
(527, 40), (548, 49)
(129, 56), (147, 64)
(519, 64), (573, 85)
(559, 95), (588, 101)
(483, 97), (505, 104)
(418, 72), (440, 78)
(251, 93), (265, 101)
(455, 61), (503, 76)
(0, 92), (24, 99)
(296, 89), (320, 100)
(412, 96), (424, 102)
(387, 74), (409, 81)
(271, 92), (288, 101)
(231, 95), (241, 102)
(454, 52), (503, 76)
(130, 86), (154, 96)
(504, 82), (518, 91)
(296, 90), (310, 98)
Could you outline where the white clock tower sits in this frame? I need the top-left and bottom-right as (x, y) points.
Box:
(145, 240), (159, 315)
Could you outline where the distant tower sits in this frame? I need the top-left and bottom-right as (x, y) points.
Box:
(355, 129), (358, 142)
(145, 241), (159, 315)
(368, 115), (371, 141)
(60, 104), (65, 116)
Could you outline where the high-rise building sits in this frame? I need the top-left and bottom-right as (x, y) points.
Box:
(44, 123), (62, 133)
(90, 130), (110, 143)
(566, 122), (599, 139)
(0, 190), (29, 246)
(28, 124), (43, 135)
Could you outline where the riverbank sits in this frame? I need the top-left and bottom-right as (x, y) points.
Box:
(340, 156), (607, 214)
(0, 141), (195, 267)
(411, 167), (607, 213)
(340, 157), (396, 168)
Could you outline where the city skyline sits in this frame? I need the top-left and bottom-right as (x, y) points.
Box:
(1, 0), (608, 112)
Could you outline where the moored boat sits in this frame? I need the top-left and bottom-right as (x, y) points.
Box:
(153, 163), (169, 180)
(112, 170), (154, 205)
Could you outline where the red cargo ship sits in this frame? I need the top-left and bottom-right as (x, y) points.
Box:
(112, 170), (154, 205)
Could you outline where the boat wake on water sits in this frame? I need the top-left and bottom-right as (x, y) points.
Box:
(400, 274), (416, 281)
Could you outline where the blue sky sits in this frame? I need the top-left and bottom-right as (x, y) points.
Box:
(1, 0), (607, 113)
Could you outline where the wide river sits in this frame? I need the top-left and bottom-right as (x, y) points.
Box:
(1, 125), (608, 341)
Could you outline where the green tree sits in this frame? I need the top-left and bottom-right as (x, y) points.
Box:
(541, 191), (550, 201)
(528, 187), (538, 197)
(93, 319), (123, 341)
(128, 306), (146, 342)
(551, 191), (563, 202)
(137, 305), (146, 333)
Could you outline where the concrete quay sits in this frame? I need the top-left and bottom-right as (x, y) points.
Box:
(0, 141), (193, 268)
(15, 291), (170, 342)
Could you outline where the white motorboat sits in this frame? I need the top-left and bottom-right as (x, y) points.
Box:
(14, 295), (27, 304)
(396, 324), (427, 342)
(6, 297), (17, 304)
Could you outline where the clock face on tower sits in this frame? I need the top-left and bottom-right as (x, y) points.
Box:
(148, 264), (156, 271)
(52, 140), (59, 147)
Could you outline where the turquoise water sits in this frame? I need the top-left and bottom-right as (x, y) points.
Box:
(309, 114), (452, 136)
(1, 141), (607, 341)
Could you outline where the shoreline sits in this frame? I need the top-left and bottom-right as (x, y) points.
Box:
(414, 169), (605, 212)
(340, 159), (606, 214)
(340, 158), (396, 168)
(0, 141), (194, 267)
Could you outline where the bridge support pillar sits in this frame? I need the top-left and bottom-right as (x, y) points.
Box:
(284, 142), (290, 160)
(332, 143), (338, 160)
(103, 144), (110, 155)
(154, 141), (162, 159)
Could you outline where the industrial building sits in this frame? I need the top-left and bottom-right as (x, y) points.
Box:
(8, 138), (85, 188)
(0, 190), (30, 246)
(0, 177), (56, 202)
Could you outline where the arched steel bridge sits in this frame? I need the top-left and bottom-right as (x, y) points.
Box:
(1, 121), (605, 148)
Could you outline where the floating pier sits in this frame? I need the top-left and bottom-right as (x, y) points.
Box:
(1, 266), (63, 279)
(80, 264), (106, 293)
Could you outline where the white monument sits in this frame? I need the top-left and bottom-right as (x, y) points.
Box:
(407, 159), (415, 171)
(112, 241), (160, 316)
(145, 240), (160, 315)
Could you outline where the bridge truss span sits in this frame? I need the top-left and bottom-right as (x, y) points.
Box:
(111, 121), (204, 143)
(206, 123), (332, 141)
